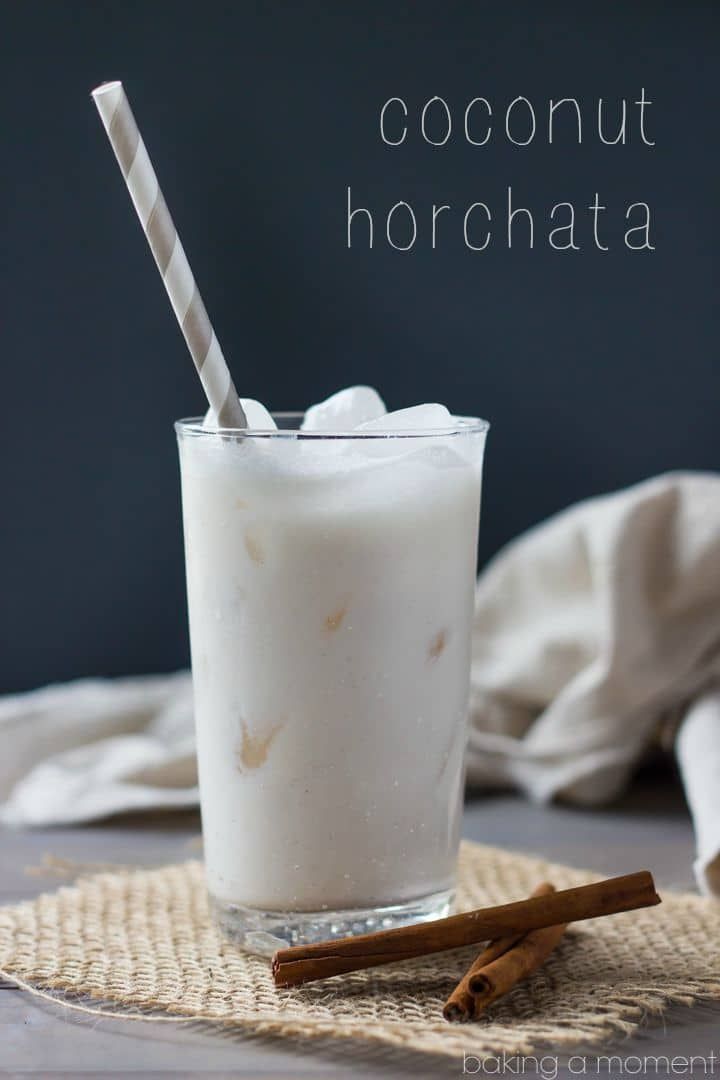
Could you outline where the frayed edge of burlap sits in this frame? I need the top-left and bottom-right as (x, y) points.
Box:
(3, 964), (720, 1059)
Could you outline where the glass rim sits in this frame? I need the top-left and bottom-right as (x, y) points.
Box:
(175, 412), (489, 440)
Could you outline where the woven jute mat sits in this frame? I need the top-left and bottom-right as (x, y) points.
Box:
(1, 841), (719, 1059)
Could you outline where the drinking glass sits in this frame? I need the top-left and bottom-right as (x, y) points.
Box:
(176, 413), (488, 952)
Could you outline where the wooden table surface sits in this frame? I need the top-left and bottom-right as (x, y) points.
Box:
(2, 773), (718, 1078)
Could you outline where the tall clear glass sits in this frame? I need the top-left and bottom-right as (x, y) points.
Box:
(176, 413), (488, 953)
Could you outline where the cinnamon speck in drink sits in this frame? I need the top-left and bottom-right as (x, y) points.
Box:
(243, 529), (265, 565)
(428, 629), (448, 661)
(236, 720), (282, 771)
(324, 602), (349, 633)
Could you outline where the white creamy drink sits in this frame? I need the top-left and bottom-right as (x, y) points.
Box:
(176, 388), (487, 948)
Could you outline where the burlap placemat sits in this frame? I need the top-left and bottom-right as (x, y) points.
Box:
(1, 841), (719, 1059)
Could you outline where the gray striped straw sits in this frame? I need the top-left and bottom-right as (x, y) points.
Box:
(91, 81), (246, 428)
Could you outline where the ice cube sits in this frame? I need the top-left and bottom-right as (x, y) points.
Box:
(353, 403), (457, 461)
(301, 386), (386, 431)
(203, 398), (277, 431)
(356, 403), (452, 432)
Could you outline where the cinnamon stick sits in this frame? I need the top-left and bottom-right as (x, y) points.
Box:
(468, 915), (568, 1016)
(443, 881), (555, 1022)
(272, 870), (660, 988)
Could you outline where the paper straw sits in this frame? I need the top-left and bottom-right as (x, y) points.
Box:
(91, 81), (246, 428)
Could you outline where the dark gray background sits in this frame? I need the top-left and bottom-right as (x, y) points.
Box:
(1, 1), (718, 693)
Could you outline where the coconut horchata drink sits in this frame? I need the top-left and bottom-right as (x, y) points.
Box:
(176, 388), (487, 950)
(91, 82), (488, 951)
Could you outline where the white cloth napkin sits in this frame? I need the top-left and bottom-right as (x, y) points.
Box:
(0, 672), (196, 825)
(2, 471), (718, 895)
(467, 471), (720, 895)
(675, 689), (720, 896)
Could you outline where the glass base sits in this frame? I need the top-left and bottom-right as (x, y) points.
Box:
(210, 889), (454, 956)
